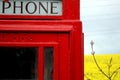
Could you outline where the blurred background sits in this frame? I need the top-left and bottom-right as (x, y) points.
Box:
(81, 0), (120, 54)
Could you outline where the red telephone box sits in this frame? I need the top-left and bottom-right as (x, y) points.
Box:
(0, 0), (84, 80)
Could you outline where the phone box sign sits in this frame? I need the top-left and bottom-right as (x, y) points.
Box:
(0, 0), (62, 15)
(0, 0), (84, 80)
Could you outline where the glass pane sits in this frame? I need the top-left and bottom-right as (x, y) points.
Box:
(44, 47), (54, 80)
(0, 47), (38, 80)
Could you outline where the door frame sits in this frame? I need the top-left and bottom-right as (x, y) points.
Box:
(0, 42), (59, 80)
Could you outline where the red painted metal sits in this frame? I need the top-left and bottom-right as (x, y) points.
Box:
(4, 0), (8, 2)
(0, 20), (84, 80)
(0, 0), (84, 80)
(0, 24), (73, 32)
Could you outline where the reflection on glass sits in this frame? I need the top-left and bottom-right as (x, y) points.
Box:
(0, 47), (38, 80)
(44, 47), (53, 80)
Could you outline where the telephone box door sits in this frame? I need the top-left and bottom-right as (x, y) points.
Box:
(0, 32), (70, 80)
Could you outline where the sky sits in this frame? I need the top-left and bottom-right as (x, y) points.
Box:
(80, 0), (120, 54)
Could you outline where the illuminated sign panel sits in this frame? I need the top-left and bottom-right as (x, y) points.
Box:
(0, 0), (62, 15)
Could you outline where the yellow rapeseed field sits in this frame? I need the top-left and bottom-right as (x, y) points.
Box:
(84, 54), (120, 80)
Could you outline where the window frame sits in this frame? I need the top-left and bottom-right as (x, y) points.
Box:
(0, 42), (59, 80)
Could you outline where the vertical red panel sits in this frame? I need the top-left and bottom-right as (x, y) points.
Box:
(69, 30), (75, 80)
(38, 47), (44, 80)
(58, 33), (70, 80)
(81, 33), (84, 80)
(63, 0), (80, 20)
(53, 44), (59, 80)
(73, 22), (84, 80)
